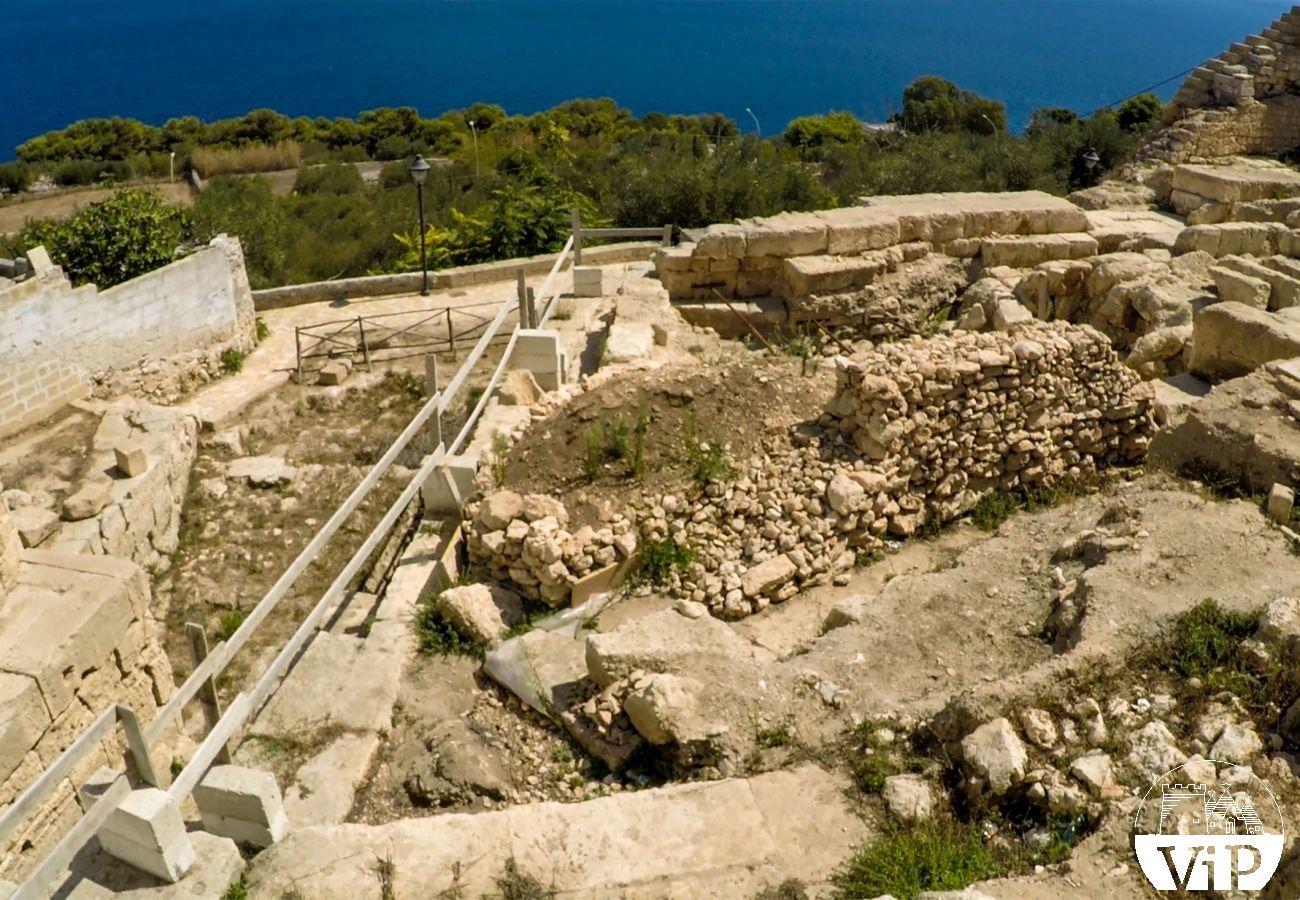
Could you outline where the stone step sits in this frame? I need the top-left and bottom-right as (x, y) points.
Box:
(243, 764), (870, 898)
(980, 233), (1099, 269)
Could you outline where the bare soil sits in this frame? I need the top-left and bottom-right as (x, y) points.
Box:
(0, 182), (192, 233)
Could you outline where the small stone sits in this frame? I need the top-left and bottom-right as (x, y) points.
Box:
(113, 443), (150, 478)
(882, 774), (934, 822)
(1018, 708), (1058, 749)
(62, 480), (113, 521)
(961, 718), (1028, 795)
(1267, 484), (1295, 525)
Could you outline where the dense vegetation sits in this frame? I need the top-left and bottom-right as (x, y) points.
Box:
(1, 82), (1165, 289)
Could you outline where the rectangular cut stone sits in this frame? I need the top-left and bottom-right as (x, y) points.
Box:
(1172, 162), (1300, 203)
(0, 672), (50, 782)
(694, 224), (746, 259)
(1212, 266), (1272, 309)
(513, 329), (565, 391)
(0, 501), (19, 597)
(572, 266), (603, 298)
(778, 254), (888, 300)
(194, 764), (290, 848)
(1190, 301), (1300, 379)
(113, 443), (149, 478)
(821, 207), (901, 254)
(742, 212), (829, 258)
(98, 787), (194, 883)
(980, 234), (1098, 268)
(1269, 483), (1296, 524)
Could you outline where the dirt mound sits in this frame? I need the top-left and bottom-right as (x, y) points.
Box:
(502, 357), (836, 529)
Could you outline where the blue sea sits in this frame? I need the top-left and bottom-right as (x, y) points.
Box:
(2, 0), (1293, 158)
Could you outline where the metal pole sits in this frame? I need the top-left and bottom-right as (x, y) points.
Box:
(417, 182), (429, 296)
(469, 121), (480, 178)
(526, 287), (537, 330)
(184, 624), (231, 765)
(294, 327), (303, 385)
(516, 269), (529, 327)
(446, 308), (456, 355)
(571, 207), (583, 266)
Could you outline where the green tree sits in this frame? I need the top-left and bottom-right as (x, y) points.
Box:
(21, 188), (185, 287)
(189, 176), (288, 288)
(784, 111), (866, 151)
(1116, 93), (1164, 134)
(898, 77), (1006, 135)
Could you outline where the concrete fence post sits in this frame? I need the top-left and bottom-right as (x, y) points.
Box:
(571, 208), (583, 265)
(94, 786), (195, 883)
(661, 224), (673, 247)
(192, 765), (289, 849)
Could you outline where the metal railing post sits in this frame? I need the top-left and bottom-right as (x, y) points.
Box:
(516, 269), (530, 328)
(294, 327), (303, 384)
(446, 308), (457, 355)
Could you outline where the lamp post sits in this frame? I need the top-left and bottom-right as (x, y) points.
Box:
(408, 154), (431, 296)
(745, 107), (761, 140)
(980, 114), (1000, 151)
(1081, 147), (1101, 171)
(169, 151), (175, 183)
(468, 120), (480, 179)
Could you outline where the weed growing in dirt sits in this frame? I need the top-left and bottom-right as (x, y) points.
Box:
(464, 385), (485, 416)
(682, 412), (735, 484)
(969, 480), (1086, 532)
(495, 858), (557, 899)
(1165, 598), (1257, 679)
(854, 550), (884, 568)
(582, 397), (651, 481)
(373, 853), (397, 900)
(220, 348), (246, 375)
(830, 818), (1009, 900)
(219, 875), (248, 900)
(756, 724), (793, 748)
(754, 879), (809, 900)
(170, 757), (184, 779)
(255, 317), (271, 342)
(782, 332), (817, 360)
(489, 432), (510, 486)
(413, 591), (486, 658)
(218, 611), (245, 641)
(639, 536), (697, 585)
(843, 720), (929, 794)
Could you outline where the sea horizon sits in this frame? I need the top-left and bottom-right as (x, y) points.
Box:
(3, 0), (1295, 158)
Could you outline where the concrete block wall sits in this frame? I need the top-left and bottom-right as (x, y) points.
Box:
(0, 235), (255, 441)
(0, 551), (174, 881)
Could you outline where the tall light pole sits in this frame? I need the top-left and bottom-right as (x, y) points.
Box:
(169, 151), (175, 183)
(980, 114), (1000, 152)
(468, 119), (480, 179)
(745, 107), (761, 140)
(408, 154), (431, 296)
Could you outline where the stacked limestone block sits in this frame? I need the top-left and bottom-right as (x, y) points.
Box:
(465, 490), (636, 606)
(0, 483), (20, 598)
(656, 193), (1092, 303)
(1143, 8), (1300, 162)
(635, 323), (1154, 620)
(0, 551), (175, 881)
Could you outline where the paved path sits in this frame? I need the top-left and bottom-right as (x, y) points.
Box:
(189, 269), (576, 428)
(245, 763), (869, 898)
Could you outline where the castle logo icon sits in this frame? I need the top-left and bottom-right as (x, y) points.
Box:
(1133, 760), (1285, 891)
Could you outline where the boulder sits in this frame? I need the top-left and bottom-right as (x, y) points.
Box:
(478, 491), (523, 532)
(1188, 302), (1300, 380)
(61, 480), (113, 521)
(826, 473), (866, 516)
(1017, 708), (1058, 750)
(8, 506), (59, 549)
(622, 673), (726, 748)
(1257, 596), (1300, 645)
(1268, 483), (1295, 525)
(991, 298), (1033, 331)
(881, 774), (934, 822)
(1127, 721), (1186, 781)
(739, 554), (797, 598)
(1069, 751), (1115, 797)
(960, 718), (1027, 794)
(438, 583), (524, 644)
(226, 456), (298, 489)
(584, 608), (756, 688)
(1210, 723), (1263, 762)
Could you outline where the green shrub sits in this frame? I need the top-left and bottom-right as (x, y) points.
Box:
(220, 348), (246, 374)
(639, 536), (696, 585)
(494, 858), (556, 899)
(190, 176), (288, 288)
(413, 591), (485, 658)
(20, 187), (184, 287)
(294, 162), (365, 195)
(1166, 598), (1258, 679)
(217, 610), (245, 641)
(831, 818), (1009, 899)
(682, 413), (734, 485)
(0, 162), (29, 195)
(842, 720), (928, 794)
(970, 490), (1021, 531)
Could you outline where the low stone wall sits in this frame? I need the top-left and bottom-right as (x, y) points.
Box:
(252, 241), (660, 310)
(0, 236), (255, 440)
(633, 324), (1154, 619)
(0, 551), (174, 880)
(656, 193), (1092, 304)
(6, 403), (200, 574)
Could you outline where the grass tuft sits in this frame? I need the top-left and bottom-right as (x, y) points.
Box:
(413, 591), (486, 658)
(639, 536), (696, 585)
(494, 858), (556, 899)
(220, 347), (246, 375)
(830, 818), (1009, 900)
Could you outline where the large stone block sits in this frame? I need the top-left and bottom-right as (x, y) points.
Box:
(0, 498), (19, 598)
(980, 233), (1098, 268)
(1172, 161), (1300, 204)
(777, 254), (887, 300)
(1190, 301), (1300, 379)
(97, 787), (194, 883)
(742, 212), (829, 258)
(0, 672), (50, 783)
(1211, 266), (1271, 309)
(821, 207), (901, 255)
(694, 224), (747, 259)
(194, 765), (290, 848)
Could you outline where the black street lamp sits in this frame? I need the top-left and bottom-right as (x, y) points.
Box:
(408, 154), (431, 296)
(1081, 147), (1101, 171)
